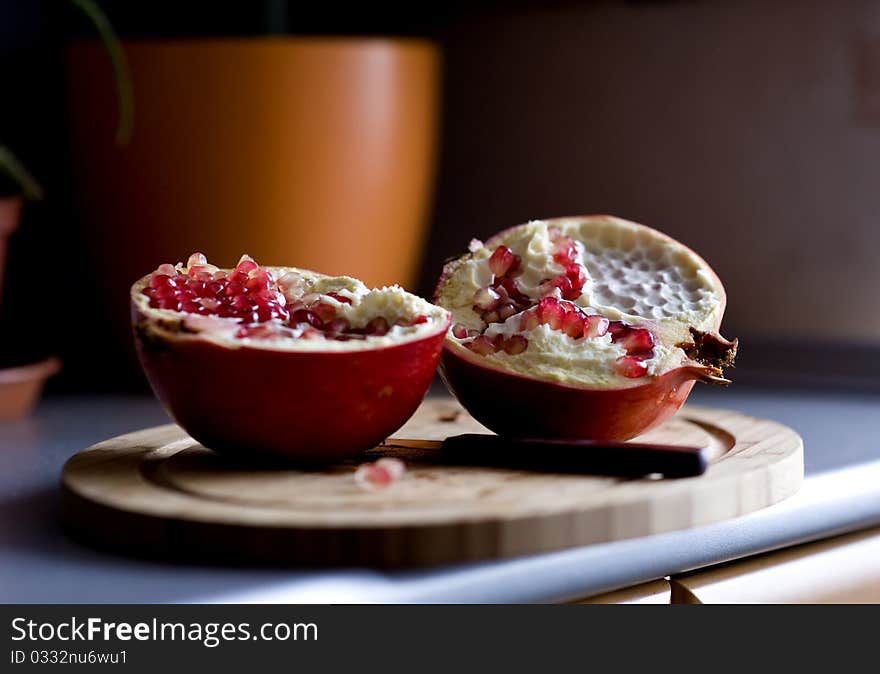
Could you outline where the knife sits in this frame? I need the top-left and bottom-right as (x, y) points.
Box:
(433, 434), (709, 478)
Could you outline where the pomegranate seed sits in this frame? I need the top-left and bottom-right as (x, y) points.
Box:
(292, 309), (322, 328)
(255, 305), (281, 322)
(538, 265), (585, 302)
(311, 302), (337, 323)
(520, 310), (541, 331)
(488, 245), (519, 278)
(149, 274), (173, 289)
(564, 264), (587, 294)
(235, 255), (258, 275)
(561, 310), (585, 339)
(300, 328), (322, 340)
(354, 464), (391, 489)
(188, 280), (208, 295)
(224, 281), (244, 297)
(157, 298), (177, 310)
(607, 321), (628, 339)
(326, 292), (352, 305)
(497, 277), (530, 307)
(410, 314), (429, 325)
(189, 263), (219, 276)
(497, 303), (518, 321)
(584, 315), (610, 338)
(452, 323), (469, 339)
(325, 318), (349, 333)
(536, 297), (565, 329)
(237, 324), (279, 339)
(553, 240), (578, 265)
(553, 275), (574, 299)
(186, 252), (207, 268)
(502, 334), (529, 355)
(153, 284), (175, 300)
(249, 284), (274, 301)
(376, 457), (406, 480)
(467, 335), (496, 355)
(484, 310), (500, 324)
(617, 327), (655, 355)
(365, 316), (390, 336)
(200, 297), (220, 310)
(245, 270), (271, 290)
(180, 301), (204, 314)
(614, 356), (649, 378)
(226, 271), (246, 287)
(473, 286), (501, 311)
(539, 275), (574, 298)
(354, 458), (406, 490)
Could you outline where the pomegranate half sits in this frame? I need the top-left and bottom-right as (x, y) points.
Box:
(434, 216), (737, 441)
(132, 254), (450, 461)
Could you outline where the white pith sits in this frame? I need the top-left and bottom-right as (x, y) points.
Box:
(436, 217), (725, 387)
(132, 266), (450, 352)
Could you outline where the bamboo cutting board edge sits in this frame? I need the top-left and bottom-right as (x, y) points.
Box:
(59, 400), (804, 567)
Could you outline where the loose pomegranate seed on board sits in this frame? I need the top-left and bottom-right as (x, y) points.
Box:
(354, 457), (406, 491)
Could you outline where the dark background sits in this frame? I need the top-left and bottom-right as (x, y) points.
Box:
(2, 0), (880, 392)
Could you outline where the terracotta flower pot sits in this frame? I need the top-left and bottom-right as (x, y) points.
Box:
(66, 37), (440, 379)
(0, 195), (60, 418)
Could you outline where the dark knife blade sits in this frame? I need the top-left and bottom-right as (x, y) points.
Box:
(439, 434), (709, 478)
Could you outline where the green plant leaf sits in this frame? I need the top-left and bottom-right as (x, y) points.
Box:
(69, 0), (134, 146)
(0, 146), (45, 201)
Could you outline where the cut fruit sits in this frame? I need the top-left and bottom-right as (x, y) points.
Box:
(132, 254), (450, 461)
(433, 216), (737, 441)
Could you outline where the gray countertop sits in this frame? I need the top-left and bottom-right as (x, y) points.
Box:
(1, 387), (879, 603)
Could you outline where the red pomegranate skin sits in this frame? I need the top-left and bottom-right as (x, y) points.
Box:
(133, 303), (449, 462)
(439, 346), (701, 441)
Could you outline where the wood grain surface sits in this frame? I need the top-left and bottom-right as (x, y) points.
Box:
(60, 399), (804, 567)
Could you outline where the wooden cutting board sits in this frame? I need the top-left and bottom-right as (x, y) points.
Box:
(60, 399), (803, 567)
